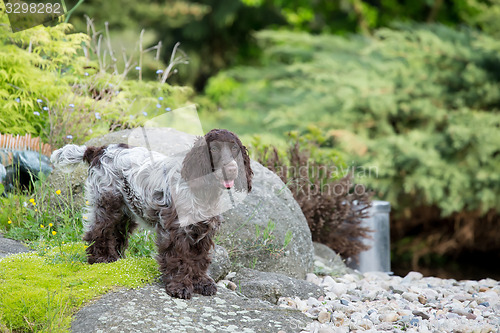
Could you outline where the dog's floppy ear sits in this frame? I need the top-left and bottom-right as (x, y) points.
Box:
(234, 143), (253, 193)
(181, 137), (212, 185)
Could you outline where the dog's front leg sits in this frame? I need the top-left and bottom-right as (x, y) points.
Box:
(156, 213), (221, 299)
(156, 223), (195, 299)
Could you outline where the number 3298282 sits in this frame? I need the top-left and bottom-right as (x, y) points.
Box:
(5, 2), (62, 14)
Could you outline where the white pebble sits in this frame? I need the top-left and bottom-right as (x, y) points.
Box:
(317, 311), (330, 323)
(329, 282), (348, 297)
(402, 271), (423, 283)
(379, 312), (399, 322)
(402, 292), (418, 302)
(321, 275), (335, 287)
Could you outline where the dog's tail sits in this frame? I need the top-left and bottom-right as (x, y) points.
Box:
(50, 144), (87, 173)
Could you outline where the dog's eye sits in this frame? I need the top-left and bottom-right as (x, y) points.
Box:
(210, 146), (218, 153)
(231, 145), (238, 151)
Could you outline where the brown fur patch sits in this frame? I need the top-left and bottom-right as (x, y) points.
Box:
(83, 146), (107, 167)
(117, 143), (131, 149)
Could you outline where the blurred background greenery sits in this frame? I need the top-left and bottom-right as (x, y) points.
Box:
(1, 0), (500, 280)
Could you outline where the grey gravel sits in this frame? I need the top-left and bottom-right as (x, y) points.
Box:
(277, 271), (500, 333)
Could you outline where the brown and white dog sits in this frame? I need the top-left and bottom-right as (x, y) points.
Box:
(51, 129), (252, 299)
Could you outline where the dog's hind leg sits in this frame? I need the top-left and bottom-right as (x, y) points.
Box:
(83, 190), (131, 264)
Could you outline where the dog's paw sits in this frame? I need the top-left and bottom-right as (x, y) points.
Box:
(165, 283), (193, 299)
(194, 277), (217, 296)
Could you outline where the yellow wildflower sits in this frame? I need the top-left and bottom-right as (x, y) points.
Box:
(40, 224), (44, 228)
(52, 231), (57, 236)
(86, 201), (89, 205)
(8, 220), (12, 224)
(29, 198), (35, 203)
(56, 190), (61, 195)
(34, 209), (38, 212)
(49, 223), (53, 227)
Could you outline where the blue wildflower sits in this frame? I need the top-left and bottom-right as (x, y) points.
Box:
(66, 135), (73, 139)
(156, 69), (164, 74)
(15, 98), (20, 103)
(156, 104), (161, 108)
(158, 97), (164, 101)
(142, 111), (148, 116)
(43, 106), (49, 111)
(69, 103), (75, 108)
(95, 112), (101, 120)
(135, 66), (141, 70)
(84, 72), (89, 76)
(33, 111), (40, 116)
(36, 98), (43, 103)
(165, 107), (172, 112)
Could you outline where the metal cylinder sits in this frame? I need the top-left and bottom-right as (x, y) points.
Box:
(353, 200), (391, 273)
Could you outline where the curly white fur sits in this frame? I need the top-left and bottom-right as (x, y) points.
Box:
(50, 144), (87, 173)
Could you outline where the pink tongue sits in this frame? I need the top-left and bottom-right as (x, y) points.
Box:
(223, 180), (235, 189)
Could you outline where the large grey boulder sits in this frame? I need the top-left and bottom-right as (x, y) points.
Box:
(71, 284), (312, 333)
(230, 268), (324, 304)
(49, 128), (314, 278)
(219, 161), (314, 279)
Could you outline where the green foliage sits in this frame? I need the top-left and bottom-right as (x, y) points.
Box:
(125, 230), (157, 258)
(0, 11), (193, 147)
(62, 0), (500, 90)
(244, 0), (500, 35)
(66, 0), (285, 89)
(249, 126), (347, 171)
(0, 248), (159, 332)
(0, 174), (159, 258)
(457, 0), (500, 38)
(203, 25), (500, 219)
(0, 11), (88, 137)
(1, 173), (83, 246)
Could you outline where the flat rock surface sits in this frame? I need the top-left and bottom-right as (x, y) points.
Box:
(71, 283), (312, 333)
(232, 268), (324, 304)
(0, 234), (31, 258)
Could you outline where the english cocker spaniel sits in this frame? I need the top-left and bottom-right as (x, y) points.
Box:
(51, 129), (253, 299)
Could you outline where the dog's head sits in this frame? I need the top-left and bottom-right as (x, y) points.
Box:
(181, 129), (253, 193)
